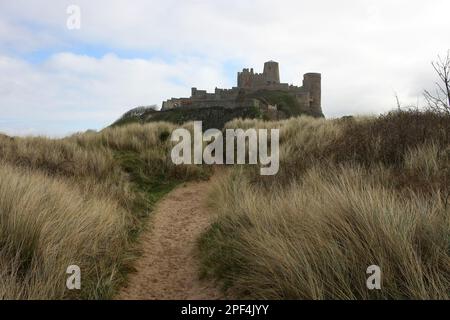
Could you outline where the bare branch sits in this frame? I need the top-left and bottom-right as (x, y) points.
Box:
(394, 92), (402, 111)
(424, 50), (450, 113)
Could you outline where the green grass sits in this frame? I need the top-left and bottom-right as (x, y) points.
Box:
(246, 90), (324, 118)
(113, 150), (180, 239)
(198, 220), (249, 291)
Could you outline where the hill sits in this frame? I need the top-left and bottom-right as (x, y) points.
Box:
(112, 90), (324, 129)
(199, 110), (450, 299)
(0, 110), (448, 300)
(0, 123), (210, 299)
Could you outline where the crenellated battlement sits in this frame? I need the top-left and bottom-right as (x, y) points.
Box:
(162, 61), (322, 116)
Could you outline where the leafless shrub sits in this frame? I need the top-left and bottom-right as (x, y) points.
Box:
(424, 51), (450, 114)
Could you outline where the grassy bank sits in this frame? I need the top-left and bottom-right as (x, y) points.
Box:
(0, 122), (209, 299)
(199, 110), (450, 299)
(2, 109), (449, 300)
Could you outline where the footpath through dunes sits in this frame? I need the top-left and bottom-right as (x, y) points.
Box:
(117, 178), (223, 300)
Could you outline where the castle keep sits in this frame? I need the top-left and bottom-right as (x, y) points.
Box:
(162, 61), (322, 115)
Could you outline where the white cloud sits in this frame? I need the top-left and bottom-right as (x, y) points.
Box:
(0, 0), (449, 135)
(0, 53), (228, 136)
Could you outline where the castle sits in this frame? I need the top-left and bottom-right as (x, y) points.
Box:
(162, 61), (322, 116)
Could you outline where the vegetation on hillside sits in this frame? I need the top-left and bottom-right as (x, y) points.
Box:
(245, 90), (324, 118)
(0, 123), (209, 299)
(113, 90), (323, 129)
(113, 106), (264, 130)
(199, 110), (450, 299)
(1, 107), (449, 300)
(112, 106), (159, 127)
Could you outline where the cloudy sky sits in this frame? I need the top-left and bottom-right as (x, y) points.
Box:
(0, 0), (449, 136)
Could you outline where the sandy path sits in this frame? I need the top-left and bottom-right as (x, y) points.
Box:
(117, 179), (222, 300)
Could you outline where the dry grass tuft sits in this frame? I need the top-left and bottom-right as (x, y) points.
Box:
(0, 162), (128, 299)
(200, 110), (450, 300)
(0, 122), (208, 299)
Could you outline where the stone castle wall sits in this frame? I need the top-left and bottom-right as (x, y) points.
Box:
(237, 61), (281, 89)
(161, 61), (322, 115)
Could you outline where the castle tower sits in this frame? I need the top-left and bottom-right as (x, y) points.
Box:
(303, 73), (322, 114)
(237, 68), (253, 88)
(263, 61), (280, 84)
